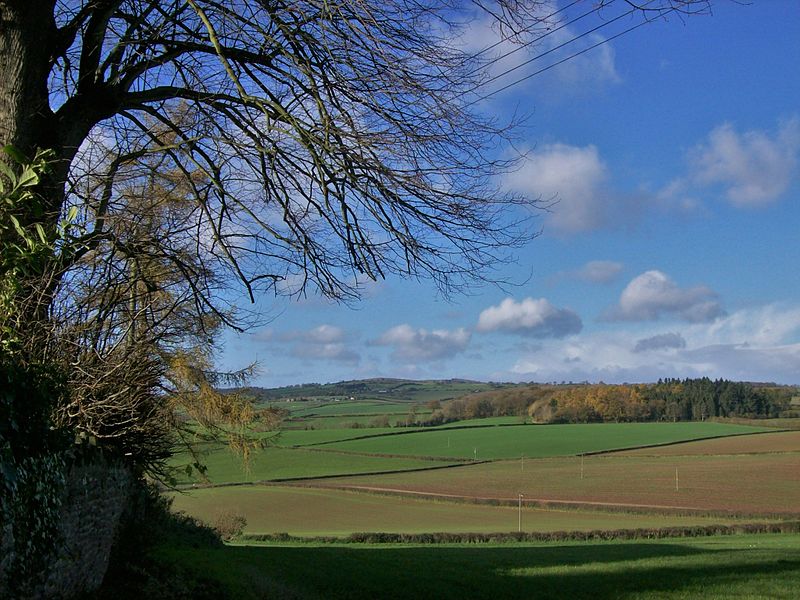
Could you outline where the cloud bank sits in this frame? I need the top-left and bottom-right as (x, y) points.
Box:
(501, 304), (800, 385)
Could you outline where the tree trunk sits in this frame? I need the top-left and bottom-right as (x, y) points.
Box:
(0, 2), (65, 341)
(0, 1), (58, 162)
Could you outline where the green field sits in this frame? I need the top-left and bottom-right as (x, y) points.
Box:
(284, 415), (398, 429)
(289, 401), (416, 417)
(172, 422), (777, 487)
(275, 416), (528, 446)
(154, 533), (800, 599)
(271, 426), (407, 446)
(169, 485), (739, 536)
(245, 378), (504, 404)
(319, 422), (772, 460)
(171, 446), (457, 484)
(159, 414), (800, 599)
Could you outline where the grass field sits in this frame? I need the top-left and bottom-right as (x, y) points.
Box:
(318, 422), (773, 460)
(161, 412), (800, 599)
(171, 446), (457, 484)
(289, 401), (416, 417)
(155, 533), (800, 599)
(271, 426), (409, 446)
(247, 378), (502, 404)
(275, 416), (528, 446)
(168, 485), (741, 536)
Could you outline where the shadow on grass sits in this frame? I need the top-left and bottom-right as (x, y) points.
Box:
(161, 537), (800, 599)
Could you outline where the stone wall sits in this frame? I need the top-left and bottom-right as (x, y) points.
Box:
(2, 455), (134, 599)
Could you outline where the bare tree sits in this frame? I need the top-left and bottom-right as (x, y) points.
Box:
(2, 0), (709, 302)
(0, 0), (711, 463)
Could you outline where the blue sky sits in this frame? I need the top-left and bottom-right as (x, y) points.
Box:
(220, 1), (800, 388)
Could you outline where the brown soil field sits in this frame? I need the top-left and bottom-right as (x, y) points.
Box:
(614, 430), (800, 457)
(308, 453), (800, 515)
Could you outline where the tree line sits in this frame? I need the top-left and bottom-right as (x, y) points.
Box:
(430, 379), (795, 425)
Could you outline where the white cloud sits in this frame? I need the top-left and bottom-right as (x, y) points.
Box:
(507, 331), (686, 384)
(544, 27), (620, 89)
(290, 343), (360, 363)
(689, 118), (800, 206)
(372, 324), (471, 362)
(574, 260), (623, 284)
(456, 5), (620, 101)
(686, 303), (800, 348)
(506, 143), (610, 233)
(678, 343), (800, 383)
(498, 303), (800, 385)
(269, 324), (360, 364)
(633, 332), (686, 353)
(477, 297), (582, 337)
(300, 324), (346, 344)
(606, 270), (724, 323)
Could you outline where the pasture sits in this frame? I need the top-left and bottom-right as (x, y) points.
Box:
(163, 397), (800, 598)
(156, 533), (800, 599)
(314, 421), (773, 459)
(288, 400), (415, 417)
(171, 446), (457, 485)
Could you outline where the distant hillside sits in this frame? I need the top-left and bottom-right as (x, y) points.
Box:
(233, 378), (512, 404)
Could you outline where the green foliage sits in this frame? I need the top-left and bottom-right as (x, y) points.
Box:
(0, 361), (71, 594)
(0, 146), (56, 353)
(0, 147), (74, 593)
(450, 378), (794, 425)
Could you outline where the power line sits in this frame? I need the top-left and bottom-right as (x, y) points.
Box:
(465, 7), (672, 107)
(463, 0), (588, 69)
(464, 1), (639, 95)
(463, 0), (619, 79)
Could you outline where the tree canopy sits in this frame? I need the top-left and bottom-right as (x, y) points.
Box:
(0, 0), (711, 464)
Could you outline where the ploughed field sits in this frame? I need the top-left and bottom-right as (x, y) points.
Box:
(314, 451), (800, 515)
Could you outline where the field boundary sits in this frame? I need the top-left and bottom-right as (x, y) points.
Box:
(288, 421), (531, 447)
(297, 445), (476, 462)
(238, 520), (800, 545)
(585, 429), (790, 457)
(171, 459), (491, 490)
(284, 426), (785, 461)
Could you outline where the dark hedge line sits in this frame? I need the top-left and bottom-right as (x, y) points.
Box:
(241, 521), (800, 545)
